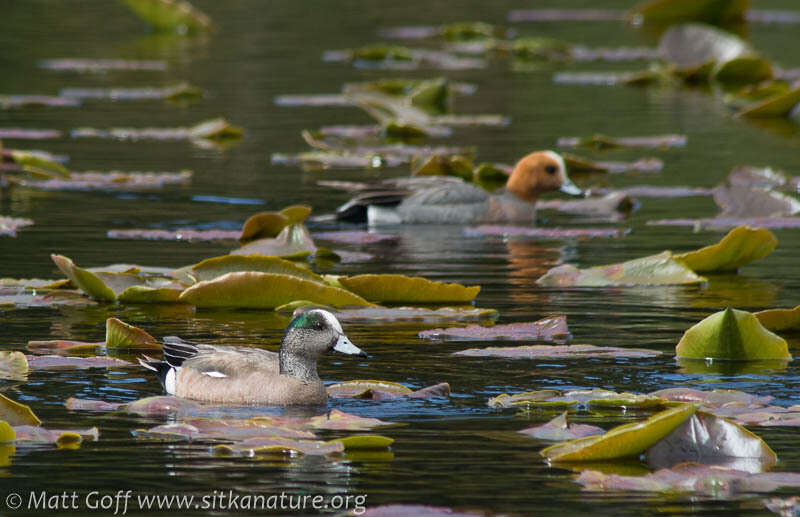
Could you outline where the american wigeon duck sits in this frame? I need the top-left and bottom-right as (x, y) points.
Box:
(138, 309), (366, 406)
(334, 150), (583, 224)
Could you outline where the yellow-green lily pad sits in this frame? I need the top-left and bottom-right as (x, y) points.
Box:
(105, 317), (159, 349)
(0, 351), (29, 380)
(231, 224), (315, 258)
(488, 390), (564, 409)
(736, 88), (800, 119)
(541, 403), (697, 462)
(411, 154), (474, 181)
(0, 393), (41, 426)
(674, 226), (777, 273)
(629, 0), (747, 26)
(331, 435), (394, 450)
(676, 307), (791, 360)
(755, 305), (800, 332)
(187, 254), (324, 284)
(120, 0), (212, 33)
(188, 118), (244, 141)
(179, 272), (371, 309)
(51, 254), (117, 301)
(327, 380), (413, 399)
(712, 56), (773, 86)
(536, 251), (707, 287)
(55, 432), (83, 449)
(0, 421), (15, 443)
(117, 285), (184, 303)
(10, 150), (70, 177)
(337, 274), (480, 304)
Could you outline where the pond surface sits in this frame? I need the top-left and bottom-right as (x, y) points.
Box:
(2, 1), (800, 515)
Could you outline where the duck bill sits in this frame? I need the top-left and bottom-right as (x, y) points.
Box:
(332, 334), (368, 358)
(559, 177), (584, 197)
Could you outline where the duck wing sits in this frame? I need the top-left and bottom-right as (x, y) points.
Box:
(396, 180), (491, 224)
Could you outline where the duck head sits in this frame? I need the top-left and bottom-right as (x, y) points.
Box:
(505, 150), (583, 202)
(281, 308), (367, 369)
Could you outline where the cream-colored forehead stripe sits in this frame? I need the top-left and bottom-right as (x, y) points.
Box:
(316, 309), (344, 334)
(543, 150), (567, 176)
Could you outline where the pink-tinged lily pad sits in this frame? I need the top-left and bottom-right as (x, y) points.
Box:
(537, 192), (636, 220)
(324, 46), (486, 71)
(647, 216), (800, 230)
(420, 315), (569, 342)
(563, 154), (664, 174)
(133, 418), (315, 442)
(0, 216), (34, 237)
(20, 170), (192, 192)
(179, 272), (370, 309)
(764, 497), (800, 516)
(650, 388), (774, 408)
(727, 166), (793, 190)
(553, 71), (660, 87)
(0, 95), (81, 109)
(755, 305), (800, 332)
(38, 59), (167, 72)
(593, 186), (713, 198)
(13, 426), (99, 446)
(126, 396), (203, 416)
(26, 355), (132, 369)
(213, 437), (343, 457)
(231, 224), (316, 258)
(0, 393), (41, 426)
(536, 251), (706, 287)
(71, 118), (243, 142)
(330, 306), (498, 323)
(119, 0), (212, 33)
(489, 389), (664, 410)
(464, 226), (628, 239)
(675, 307), (791, 361)
(713, 184), (800, 218)
(313, 231), (400, 245)
(27, 340), (101, 353)
(107, 228), (239, 241)
(674, 226), (777, 273)
(274, 94), (354, 107)
(541, 404), (697, 462)
(60, 84), (203, 102)
(0, 351), (28, 380)
(557, 134), (687, 150)
(301, 409), (395, 431)
(336, 274), (479, 304)
(455, 344), (661, 360)
(519, 412), (604, 441)
(576, 464), (800, 495)
(327, 380), (450, 400)
(645, 411), (777, 472)
(65, 398), (126, 412)
(360, 505), (488, 517)
(0, 129), (61, 140)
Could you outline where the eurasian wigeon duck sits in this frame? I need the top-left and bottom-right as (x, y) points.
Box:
(334, 150), (582, 224)
(138, 309), (366, 406)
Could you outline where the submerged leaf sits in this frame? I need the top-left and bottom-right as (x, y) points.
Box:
(675, 307), (790, 360)
(0, 393), (42, 426)
(337, 274), (479, 304)
(519, 412), (604, 441)
(541, 404), (697, 462)
(119, 0), (212, 33)
(420, 315), (569, 341)
(674, 226), (777, 273)
(179, 272), (371, 309)
(755, 305), (800, 332)
(536, 251), (706, 287)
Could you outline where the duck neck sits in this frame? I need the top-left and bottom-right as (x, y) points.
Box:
(486, 189), (538, 224)
(279, 349), (320, 382)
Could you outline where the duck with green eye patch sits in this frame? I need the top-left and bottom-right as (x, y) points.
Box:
(139, 308), (367, 406)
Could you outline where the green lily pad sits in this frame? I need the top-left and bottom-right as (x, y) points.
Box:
(736, 88), (800, 118)
(188, 118), (243, 141)
(627, 0), (748, 25)
(676, 307), (791, 360)
(536, 251), (707, 287)
(51, 254), (117, 301)
(0, 351), (28, 380)
(337, 274), (480, 304)
(117, 285), (184, 303)
(213, 437), (343, 457)
(10, 150), (70, 177)
(411, 154), (474, 180)
(755, 305), (800, 332)
(186, 254), (324, 284)
(0, 393), (42, 426)
(120, 0), (212, 33)
(238, 205), (312, 243)
(488, 390), (566, 409)
(179, 272), (371, 309)
(712, 56), (773, 86)
(674, 226), (777, 273)
(540, 403), (697, 462)
(331, 435), (394, 450)
(0, 422), (15, 443)
(105, 317), (158, 349)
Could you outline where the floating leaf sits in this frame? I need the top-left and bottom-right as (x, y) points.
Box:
(213, 437), (343, 457)
(537, 192), (636, 220)
(26, 355), (132, 369)
(231, 224), (316, 258)
(179, 272), (370, 309)
(651, 387), (774, 407)
(536, 251), (706, 287)
(331, 435), (394, 450)
(38, 58), (168, 72)
(0, 393), (41, 426)
(60, 83), (203, 102)
(0, 95), (80, 109)
(420, 315), (569, 341)
(557, 134), (687, 150)
(411, 154), (474, 181)
(20, 170), (191, 192)
(238, 205), (311, 243)
(304, 409), (395, 431)
(736, 88), (800, 118)
(674, 226), (777, 273)
(645, 411), (777, 472)
(312, 231), (399, 246)
(658, 23), (756, 74)
(120, 0), (212, 33)
(541, 404), (697, 462)
(337, 274), (479, 304)
(455, 344), (661, 360)
(713, 56), (773, 86)
(187, 255), (324, 284)
(187, 118), (243, 140)
(647, 216), (800, 230)
(519, 412), (604, 441)
(727, 166), (791, 189)
(330, 306), (498, 323)
(628, 0), (748, 26)
(10, 150), (70, 177)
(755, 305), (800, 332)
(133, 418), (315, 442)
(107, 228), (238, 241)
(563, 154), (664, 174)
(13, 426), (98, 447)
(327, 380), (413, 399)
(117, 285), (184, 303)
(463, 226), (628, 239)
(51, 254), (116, 301)
(0, 216), (34, 237)
(0, 351), (28, 380)
(0, 422), (15, 443)
(65, 398), (126, 412)
(676, 307), (791, 360)
(0, 129), (61, 140)
(105, 317), (158, 348)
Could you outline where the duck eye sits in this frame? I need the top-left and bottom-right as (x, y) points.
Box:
(545, 165), (558, 175)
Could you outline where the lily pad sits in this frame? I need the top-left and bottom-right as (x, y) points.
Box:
(71, 118), (243, 142)
(330, 306), (499, 323)
(455, 344), (661, 360)
(231, 224), (316, 258)
(327, 380), (413, 399)
(60, 83), (203, 102)
(489, 389), (664, 410)
(755, 305), (800, 332)
(120, 0), (212, 33)
(645, 411), (777, 472)
(0, 422), (15, 443)
(463, 226), (628, 239)
(117, 285), (184, 303)
(51, 254), (116, 301)
(336, 274), (479, 304)
(238, 206), (311, 243)
(179, 272), (370, 309)
(0, 129), (61, 140)
(9, 150), (70, 177)
(38, 58), (167, 72)
(107, 228), (239, 241)
(0, 351), (28, 380)
(186, 254), (324, 284)
(411, 154), (474, 181)
(508, 9), (625, 22)
(213, 437), (343, 457)
(420, 315), (569, 341)
(627, 0), (748, 26)
(133, 418), (315, 441)
(536, 251), (707, 287)
(563, 154), (664, 174)
(13, 426), (99, 447)
(657, 23), (760, 76)
(26, 355), (132, 369)
(540, 404), (697, 462)
(557, 134), (687, 150)
(536, 192), (636, 220)
(736, 88), (800, 118)
(519, 412), (604, 441)
(105, 317), (158, 348)
(647, 216), (800, 230)
(20, 170), (192, 192)
(331, 435), (394, 450)
(676, 308), (791, 361)
(0, 216), (34, 237)
(674, 226), (777, 273)
(0, 95), (80, 109)
(0, 393), (41, 426)
(65, 398), (126, 412)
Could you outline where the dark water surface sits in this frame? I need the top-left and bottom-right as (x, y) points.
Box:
(2, 1), (800, 515)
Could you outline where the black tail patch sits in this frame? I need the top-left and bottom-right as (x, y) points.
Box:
(162, 336), (199, 368)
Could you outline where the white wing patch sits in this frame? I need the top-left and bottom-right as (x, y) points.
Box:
(202, 371), (228, 378)
(165, 367), (178, 395)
